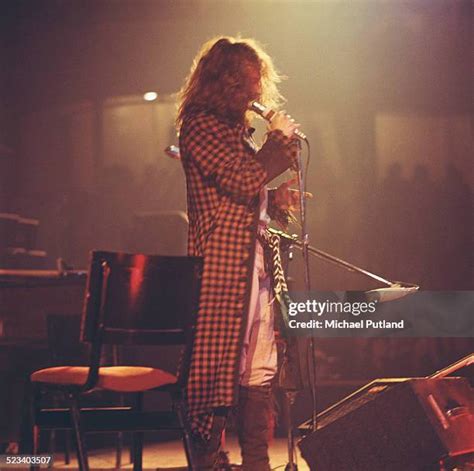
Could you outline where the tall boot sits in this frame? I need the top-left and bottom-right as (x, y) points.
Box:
(190, 411), (227, 470)
(237, 385), (273, 471)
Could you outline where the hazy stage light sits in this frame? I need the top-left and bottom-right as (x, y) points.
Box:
(143, 91), (158, 101)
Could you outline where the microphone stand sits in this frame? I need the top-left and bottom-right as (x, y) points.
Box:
(282, 139), (314, 471)
(295, 140), (311, 293)
(268, 227), (401, 288)
(294, 138), (319, 433)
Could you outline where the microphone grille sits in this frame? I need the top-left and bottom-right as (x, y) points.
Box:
(251, 101), (266, 115)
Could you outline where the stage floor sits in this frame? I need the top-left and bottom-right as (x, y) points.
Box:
(49, 435), (309, 470)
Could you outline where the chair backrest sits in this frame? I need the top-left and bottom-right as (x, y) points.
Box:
(82, 251), (202, 347)
(47, 314), (87, 365)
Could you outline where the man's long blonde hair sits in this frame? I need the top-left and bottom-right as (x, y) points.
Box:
(176, 36), (285, 128)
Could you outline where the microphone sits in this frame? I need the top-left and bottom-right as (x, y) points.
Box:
(164, 145), (181, 160)
(251, 101), (307, 141)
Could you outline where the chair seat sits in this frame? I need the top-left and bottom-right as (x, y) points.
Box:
(31, 366), (177, 392)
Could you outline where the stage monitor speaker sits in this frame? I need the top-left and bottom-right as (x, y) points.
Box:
(298, 377), (473, 471)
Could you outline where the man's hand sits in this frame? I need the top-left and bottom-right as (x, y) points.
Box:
(268, 111), (300, 138)
(274, 177), (313, 211)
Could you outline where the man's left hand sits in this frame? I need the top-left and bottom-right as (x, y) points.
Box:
(274, 177), (313, 212)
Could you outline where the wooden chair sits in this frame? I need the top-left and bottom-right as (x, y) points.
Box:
(45, 314), (82, 465)
(30, 251), (202, 470)
(46, 314), (130, 467)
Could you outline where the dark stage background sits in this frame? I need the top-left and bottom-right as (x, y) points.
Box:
(0, 0), (472, 441)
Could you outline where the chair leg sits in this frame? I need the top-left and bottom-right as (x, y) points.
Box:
(68, 394), (89, 471)
(129, 436), (134, 465)
(30, 425), (40, 471)
(133, 432), (143, 471)
(176, 401), (195, 470)
(30, 385), (41, 471)
(132, 393), (143, 471)
(115, 432), (123, 468)
(48, 430), (55, 457)
(64, 431), (71, 465)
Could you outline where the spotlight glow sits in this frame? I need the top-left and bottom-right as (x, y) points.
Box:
(143, 92), (158, 101)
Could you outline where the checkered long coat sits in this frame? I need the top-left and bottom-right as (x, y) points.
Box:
(179, 110), (296, 441)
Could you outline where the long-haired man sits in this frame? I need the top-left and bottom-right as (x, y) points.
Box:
(177, 36), (301, 470)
